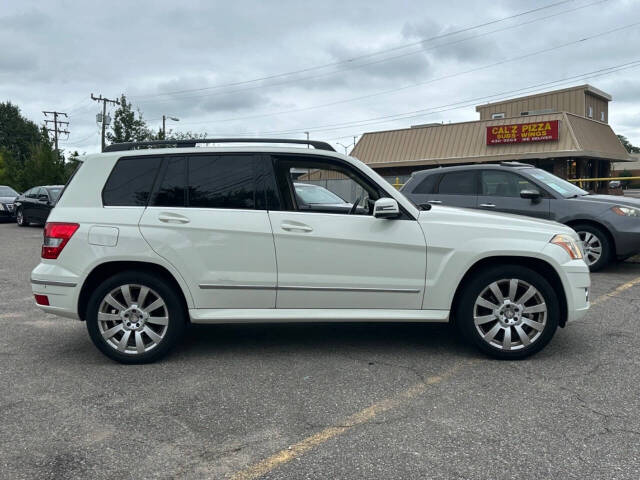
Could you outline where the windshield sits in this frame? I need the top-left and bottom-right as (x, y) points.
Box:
(528, 169), (588, 198)
(295, 184), (347, 204)
(0, 186), (18, 197)
(48, 187), (63, 201)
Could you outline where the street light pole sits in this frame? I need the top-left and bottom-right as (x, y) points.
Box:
(162, 115), (180, 139)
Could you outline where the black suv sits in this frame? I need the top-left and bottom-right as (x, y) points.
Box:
(401, 163), (640, 271)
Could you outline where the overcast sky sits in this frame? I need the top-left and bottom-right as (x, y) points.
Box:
(2, 0), (639, 154)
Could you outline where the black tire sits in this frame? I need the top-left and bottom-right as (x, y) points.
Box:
(16, 208), (27, 227)
(456, 265), (560, 360)
(572, 223), (611, 272)
(86, 271), (187, 364)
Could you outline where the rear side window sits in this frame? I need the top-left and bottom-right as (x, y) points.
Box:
(151, 156), (187, 207)
(437, 171), (477, 195)
(412, 174), (440, 194)
(188, 155), (255, 209)
(103, 156), (162, 206)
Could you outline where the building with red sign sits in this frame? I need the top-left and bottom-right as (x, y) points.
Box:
(351, 85), (632, 191)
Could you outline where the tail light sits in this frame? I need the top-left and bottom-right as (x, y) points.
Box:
(42, 222), (79, 259)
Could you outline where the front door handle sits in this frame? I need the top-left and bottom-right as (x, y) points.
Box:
(480, 203), (496, 208)
(427, 200), (442, 204)
(281, 222), (313, 232)
(158, 213), (190, 224)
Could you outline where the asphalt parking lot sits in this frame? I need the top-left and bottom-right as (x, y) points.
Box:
(1, 222), (639, 480)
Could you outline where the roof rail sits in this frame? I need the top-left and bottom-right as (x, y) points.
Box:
(103, 138), (336, 153)
(499, 161), (534, 168)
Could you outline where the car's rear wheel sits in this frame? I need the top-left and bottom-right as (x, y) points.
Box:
(16, 208), (27, 227)
(86, 271), (186, 364)
(573, 224), (611, 271)
(457, 265), (559, 360)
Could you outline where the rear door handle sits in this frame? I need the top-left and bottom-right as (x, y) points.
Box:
(427, 200), (442, 204)
(158, 213), (190, 224)
(281, 222), (313, 232)
(480, 203), (496, 208)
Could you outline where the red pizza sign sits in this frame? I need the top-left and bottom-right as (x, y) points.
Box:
(487, 120), (559, 145)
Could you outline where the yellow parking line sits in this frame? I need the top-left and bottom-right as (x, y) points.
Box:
(591, 276), (640, 306)
(229, 361), (470, 480)
(228, 276), (640, 480)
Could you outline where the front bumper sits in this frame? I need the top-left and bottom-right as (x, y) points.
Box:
(0, 208), (15, 220)
(542, 244), (590, 324)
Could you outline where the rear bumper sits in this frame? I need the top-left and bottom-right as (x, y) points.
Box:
(31, 263), (81, 320)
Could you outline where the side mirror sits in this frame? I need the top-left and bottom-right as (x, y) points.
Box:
(373, 198), (400, 219)
(520, 189), (542, 201)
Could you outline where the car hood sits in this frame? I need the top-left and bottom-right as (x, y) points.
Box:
(0, 196), (17, 203)
(572, 194), (640, 209)
(419, 205), (575, 238)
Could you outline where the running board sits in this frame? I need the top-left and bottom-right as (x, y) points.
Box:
(189, 309), (450, 324)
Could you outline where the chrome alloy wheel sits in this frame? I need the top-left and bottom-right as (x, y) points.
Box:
(97, 284), (169, 355)
(473, 278), (547, 351)
(16, 209), (24, 225)
(577, 231), (602, 267)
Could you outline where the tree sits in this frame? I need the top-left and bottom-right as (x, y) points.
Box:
(0, 101), (45, 164)
(617, 135), (640, 153)
(107, 95), (152, 144)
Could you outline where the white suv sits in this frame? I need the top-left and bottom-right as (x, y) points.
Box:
(31, 139), (590, 363)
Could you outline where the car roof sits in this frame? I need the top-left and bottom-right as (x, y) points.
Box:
(410, 162), (535, 178)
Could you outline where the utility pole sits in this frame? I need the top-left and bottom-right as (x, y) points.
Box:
(43, 111), (69, 153)
(91, 94), (120, 152)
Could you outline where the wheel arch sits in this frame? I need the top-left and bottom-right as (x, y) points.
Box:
(450, 256), (568, 327)
(77, 261), (190, 321)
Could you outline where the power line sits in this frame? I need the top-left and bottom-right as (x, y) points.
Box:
(173, 21), (640, 132)
(218, 59), (640, 138)
(131, 0), (579, 101)
(173, 0), (607, 125)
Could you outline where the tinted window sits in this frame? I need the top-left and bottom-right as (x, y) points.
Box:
(255, 157), (280, 210)
(152, 156), (187, 207)
(438, 172), (477, 195)
(412, 174), (440, 194)
(103, 156), (162, 206)
(481, 170), (538, 197)
(188, 155), (255, 209)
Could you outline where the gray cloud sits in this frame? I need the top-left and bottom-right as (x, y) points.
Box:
(0, 0), (638, 152)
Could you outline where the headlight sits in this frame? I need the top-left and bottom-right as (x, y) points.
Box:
(0, 204), (5, 211)
(550, 234), (583, 260)
(611, 206), (640, 217)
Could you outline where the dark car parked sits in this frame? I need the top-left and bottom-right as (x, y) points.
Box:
(14, 185), (64, 227)
(401, 162), (640, 271)
(0, 185), (19, 221)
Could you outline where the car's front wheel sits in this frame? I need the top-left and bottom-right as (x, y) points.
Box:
(457, 265), (559, 359)
(16, 208), (27, 227)
(86, 271), (187, 364)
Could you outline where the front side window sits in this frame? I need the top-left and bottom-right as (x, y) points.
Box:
(188, 155), (255, 209)
(528, 168), (588, 198)
(437, 171), (477, 195)
(481, 170), (539, 197)
(103, 156), (162, 206)
(412, 173), (440, 194)
(274, 156), (380, 215)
